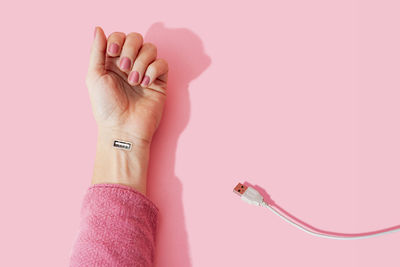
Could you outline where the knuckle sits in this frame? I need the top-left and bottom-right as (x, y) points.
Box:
(127, 32), (143, 43)
(134, 59), (146, 69)
(158, 58), (168, 69)
(143, 42), (157, 55)
(109, 32), (125, 41)
(146, 64), (157, 75)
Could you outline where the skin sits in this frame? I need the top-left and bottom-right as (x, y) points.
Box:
(88, 26), (168, 195)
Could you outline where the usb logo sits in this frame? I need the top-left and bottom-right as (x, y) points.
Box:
(113, 140), (132, 151)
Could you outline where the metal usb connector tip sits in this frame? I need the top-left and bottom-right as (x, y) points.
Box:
(233, 183), (248, 196)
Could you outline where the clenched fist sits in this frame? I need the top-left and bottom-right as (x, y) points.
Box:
(87, 26), (168, 144)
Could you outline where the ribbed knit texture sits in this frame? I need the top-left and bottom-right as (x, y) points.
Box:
(70, 184), (159, 267)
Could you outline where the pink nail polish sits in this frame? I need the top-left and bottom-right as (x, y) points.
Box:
(128, 71), (139, 84)
(108, 43), (119, 54)
(141, 75), (150, 86)
(120, 57), (131, 70)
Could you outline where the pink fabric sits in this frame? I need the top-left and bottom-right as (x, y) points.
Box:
(70, 184), (159, 267)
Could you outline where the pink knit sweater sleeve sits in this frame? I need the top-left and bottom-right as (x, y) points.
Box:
(70, 184), (159, 267)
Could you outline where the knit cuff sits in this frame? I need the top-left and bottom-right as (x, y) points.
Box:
(83, 183), (159, 231)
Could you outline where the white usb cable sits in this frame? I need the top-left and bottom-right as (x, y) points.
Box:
(233, 183), (400, 240)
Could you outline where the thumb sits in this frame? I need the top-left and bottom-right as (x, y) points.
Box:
(87, 26), (107, 82)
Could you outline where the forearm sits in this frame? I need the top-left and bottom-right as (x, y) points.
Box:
(71, 128), (159, 266)
(92, 127), (151, 194)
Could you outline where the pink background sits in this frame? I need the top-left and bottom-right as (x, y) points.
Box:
(1, 0), (399, 266)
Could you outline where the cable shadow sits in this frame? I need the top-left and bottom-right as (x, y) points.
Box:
(244, 181), (400, 238)
(145, 22), (211, 266)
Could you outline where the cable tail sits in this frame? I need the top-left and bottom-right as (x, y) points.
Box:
(233, 182), (400, 240)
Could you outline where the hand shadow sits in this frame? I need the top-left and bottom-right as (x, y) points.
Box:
(145, 22), (211, 267)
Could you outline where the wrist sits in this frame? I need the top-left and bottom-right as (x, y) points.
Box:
(92, 128), (152, 195)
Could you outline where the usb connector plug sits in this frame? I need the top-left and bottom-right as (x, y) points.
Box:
(233, 183), (265, 206)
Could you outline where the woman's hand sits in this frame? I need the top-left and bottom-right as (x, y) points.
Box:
(87, 27), (168, 144)
(87, 27), (168, 194)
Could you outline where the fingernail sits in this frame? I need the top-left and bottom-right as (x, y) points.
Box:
(120, 57), (131, 70)
(128, 71), (139, 84)
(108, 43), (119, 54)
(93, 27), (97, 39)
(141, 75), (150, 86)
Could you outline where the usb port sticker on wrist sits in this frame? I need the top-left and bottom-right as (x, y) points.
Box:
(113, 140), (132, 151)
